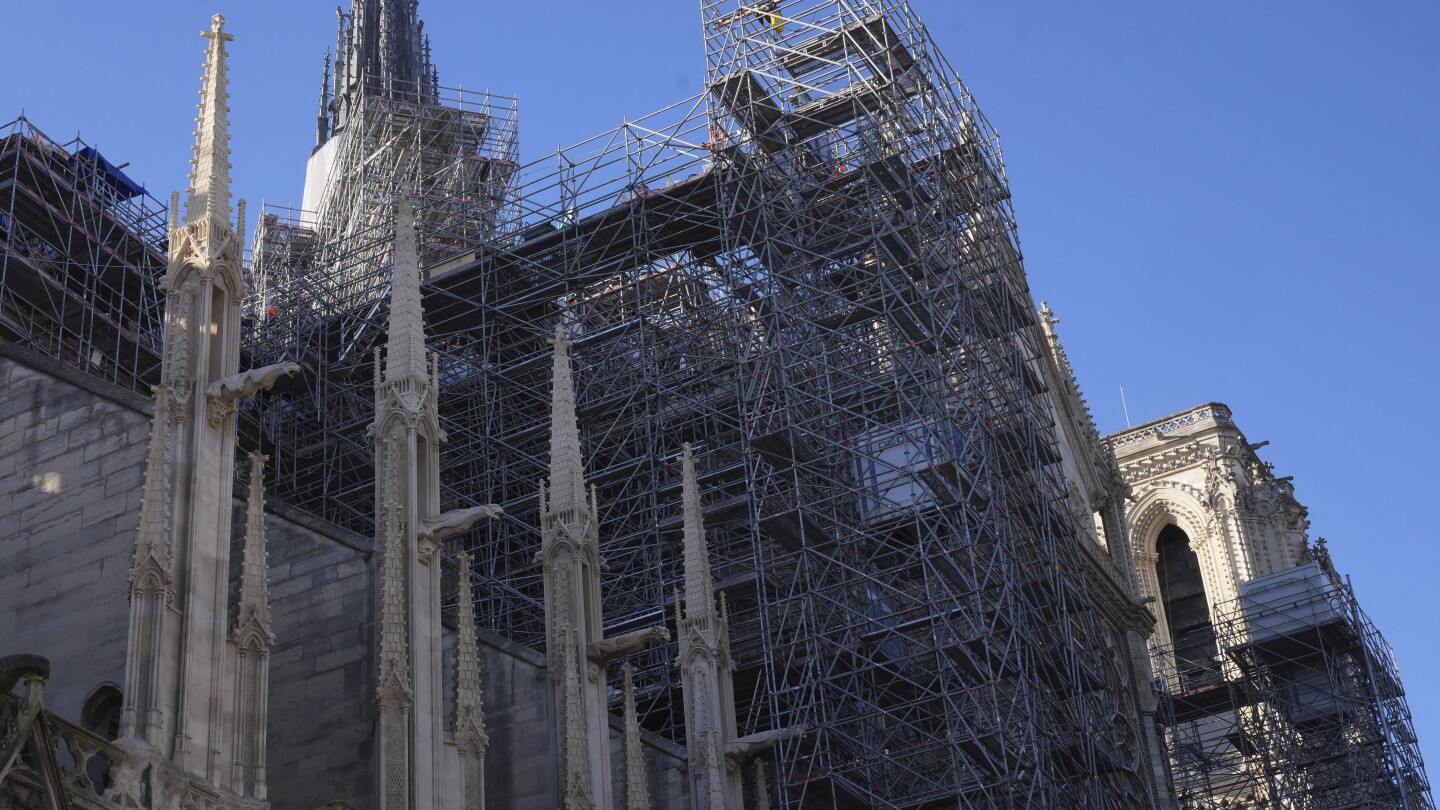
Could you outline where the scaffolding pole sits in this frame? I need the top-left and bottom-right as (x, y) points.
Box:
(0, 116), (169, 392)
(1154, 552), (1434, 809)
(244, 1), (1165, 805)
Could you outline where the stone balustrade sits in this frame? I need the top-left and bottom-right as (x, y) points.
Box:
(1108, 403), (1233, 451)
(1, 680), (254, 810)
(2, 682), (128, 809)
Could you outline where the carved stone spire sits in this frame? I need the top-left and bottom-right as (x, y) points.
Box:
(119, 380), (175, 744)
(129, 383), (175, 590)
(620, 663), (650, 810)
(232, 451), (273, 799)
(376, 440), (411, 703)
(539, 328), (665, 809)
(752, 760), (771, 810)
(674, 444), (740, 807)
(560, 624), (594, 810)
(541, 325), (607, 809)
(118, 14), (261, 790)
(680, 443), (716, 620)
(371, 178), (463, 808)
(234, 453), (272, 640)
(546, 324), (589, 517)
(677, 447), (800, 805)
(386, 191), (430, 391)
(374, 436), (411, 810)
(185, 14), (235, 231)
(454, 552), (489, 810)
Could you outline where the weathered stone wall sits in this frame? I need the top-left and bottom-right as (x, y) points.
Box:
(475, 628), (689, 810)
(475, 629), (557, 808)
(0, 346), (149, 724)
(239, 500), (376, 810)
(608, 711), (690, 810)
(0, 344), (689, 808)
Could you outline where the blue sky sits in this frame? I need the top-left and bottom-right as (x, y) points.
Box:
(4, 0), (1438, 776)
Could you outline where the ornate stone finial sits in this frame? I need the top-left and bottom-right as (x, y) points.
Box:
(385, 188), (430, 389)
(703, 727), (727, 810)
(752, 759), (772, 810)
(376, 439), (411, 705)
(234, 451), (272, 641)
(559, 623), (594, 809)
(546, 321), (588, 518)
(674, 440), (744, 806)
(681, 443), (717, 620)
(620, 663), (650, 810)
(236, 198), (247, 250)
(233, 452), (274, 798)
(1039, 300), (1059, 337)
(131, 383), (176, 588)
(453, 552), (489, 758)
(186, 13), (236, 229)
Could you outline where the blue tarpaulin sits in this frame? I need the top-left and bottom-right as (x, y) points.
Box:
(74, 146), (145, 199)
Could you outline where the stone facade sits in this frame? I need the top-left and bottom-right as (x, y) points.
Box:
(0, 293), (693, 810)
(1104, 405), (1438, 809)
(6, 4), (1426, 810)
(1034, 304), (1177, 809)
(256, 502), (375, 810)
(0, 344), (149, 728)
(1109, 402), (1309, 651)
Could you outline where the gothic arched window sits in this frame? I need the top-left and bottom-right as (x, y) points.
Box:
(1155, 524), (1218, 686)
(82, 684), (123, 740)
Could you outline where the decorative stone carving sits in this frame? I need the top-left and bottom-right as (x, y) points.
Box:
(586, 626), (671, 667)
(204, 362), (300, 426)
(118, 19), (261, 791)
(232, 452), (273, 800)
(453, 552), (489, 810)
(540, 324), (617, 806)
(674, 443), (797, 808)
(752, 760), (772, 810)
(724, 727), (805, 765)
(416, 505), (503, 546)
(619, 663), (649, 810)
(370, 188), (475, 809)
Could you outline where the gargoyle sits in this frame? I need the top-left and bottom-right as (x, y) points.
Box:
(725, 726), (806, 763)
(417, 505), (504, 545)
(586, 625), (671, 666)
(0, 653), (49, 693)
(206, 362), (301, 404)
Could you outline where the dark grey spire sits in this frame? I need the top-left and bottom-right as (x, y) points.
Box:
(316, 49), (331, 149)
(321, 0), (435, 145)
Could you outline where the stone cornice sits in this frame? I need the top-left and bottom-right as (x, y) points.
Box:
(1107, 402), (1233, 455)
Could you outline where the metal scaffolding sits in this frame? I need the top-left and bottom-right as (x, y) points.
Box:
(1, 4), (1432, 809)
(1154, 548), (1433, 809)
(240, 1), (1161, 806)
(0, 116), (169, 392)
(242, 73), (519, 528)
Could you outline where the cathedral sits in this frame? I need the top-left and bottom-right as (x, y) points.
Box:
(0, 2), (1432, 810)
